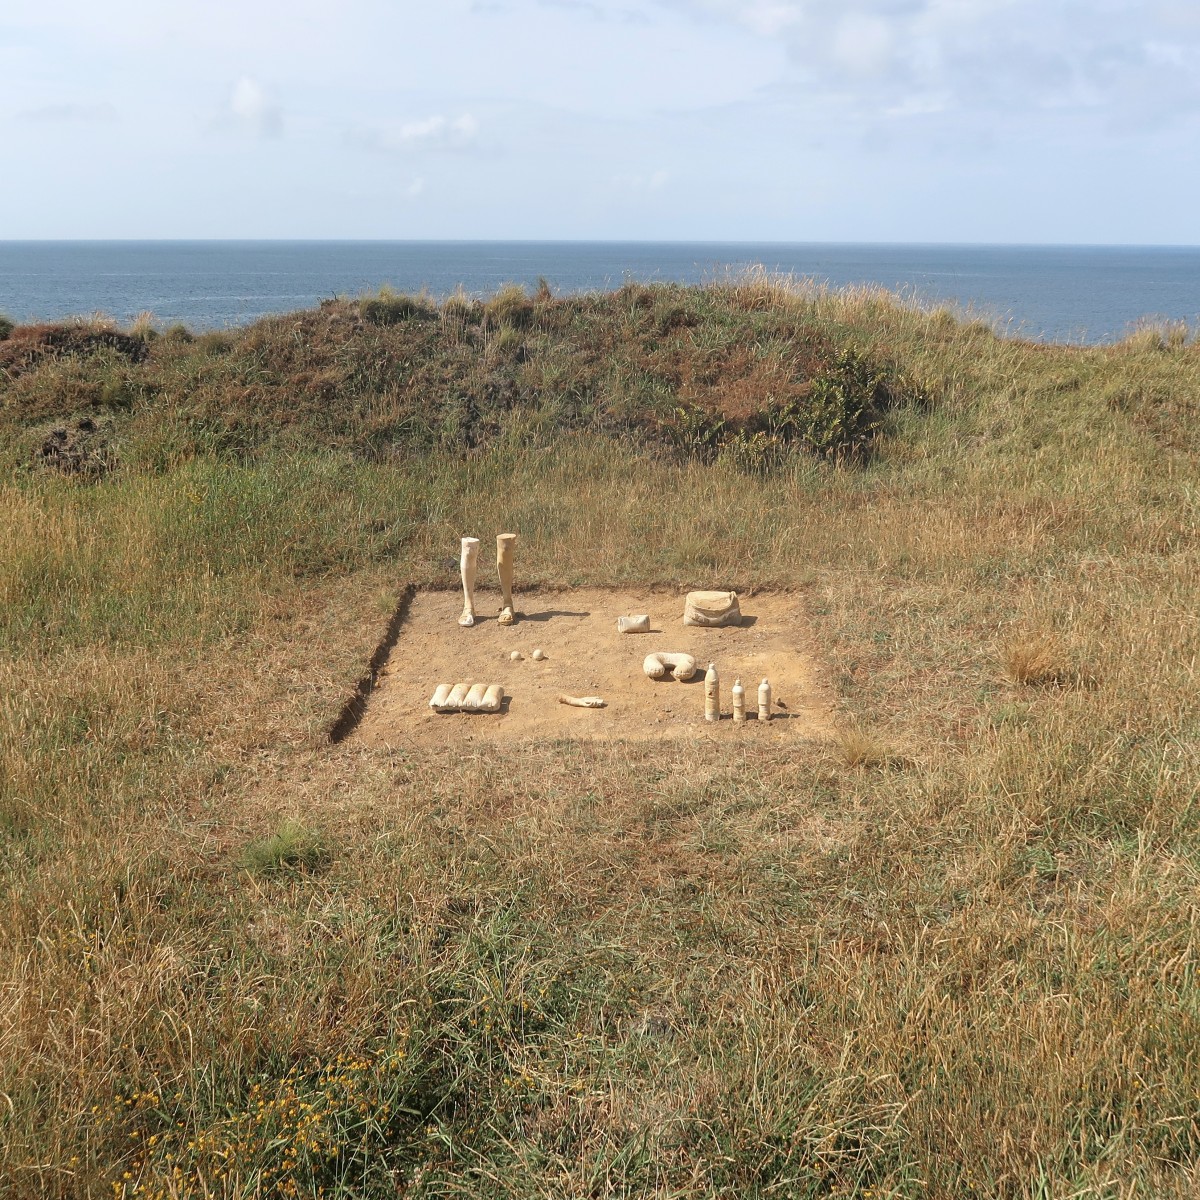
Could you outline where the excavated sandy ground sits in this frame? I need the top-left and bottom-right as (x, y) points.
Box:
(357, 588), (838, 746)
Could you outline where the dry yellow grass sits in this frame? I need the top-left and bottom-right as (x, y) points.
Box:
(4, 282), (1200, 1197)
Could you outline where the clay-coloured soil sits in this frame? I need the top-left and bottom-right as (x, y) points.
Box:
(356, 588), (837, 745)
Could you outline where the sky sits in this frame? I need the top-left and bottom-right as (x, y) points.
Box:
(1, 0), (1197, 242)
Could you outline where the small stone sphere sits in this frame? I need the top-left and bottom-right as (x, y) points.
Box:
(510, 651), (524, 661)
(531, 648), (546, 661)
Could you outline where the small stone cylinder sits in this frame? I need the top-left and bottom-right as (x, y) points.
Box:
(704, 662), (720, 722)
(617, 614), (650, 634)
(731, 678), (745, 723)
(758, 678), (772, 722)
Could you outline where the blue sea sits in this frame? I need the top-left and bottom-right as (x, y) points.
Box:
(2, 241), (1198, 345)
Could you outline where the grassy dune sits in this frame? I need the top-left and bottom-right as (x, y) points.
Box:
(3, 279), (1200, 1198)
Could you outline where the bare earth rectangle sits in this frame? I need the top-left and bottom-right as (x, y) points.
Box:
(358, 588), (837, 745)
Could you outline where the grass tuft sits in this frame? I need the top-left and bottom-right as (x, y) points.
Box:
(834, 724), (905, 769)
(240, 821), (331, 876)
(1003, 635), (1073, 688)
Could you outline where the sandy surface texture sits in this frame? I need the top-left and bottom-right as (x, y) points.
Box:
(355, 588), (837, 745)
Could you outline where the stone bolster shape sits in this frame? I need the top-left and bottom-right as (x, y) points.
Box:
(643, 652), (698, 681)
(558, 694), (606, 708)
(683, 590), (741, 627)
(616, 614), (650, 634)
(430, 683), (504, 713)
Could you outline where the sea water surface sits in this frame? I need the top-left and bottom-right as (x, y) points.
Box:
(2, 241), (1198, 344)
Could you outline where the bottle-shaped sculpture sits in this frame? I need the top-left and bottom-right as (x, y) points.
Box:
(704, 662), (720, 723)
(731, 678), (746, 723)
(758, 678), (772, 722)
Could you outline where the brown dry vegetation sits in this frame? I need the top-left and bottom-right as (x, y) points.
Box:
(3, 278), (1200, 1198)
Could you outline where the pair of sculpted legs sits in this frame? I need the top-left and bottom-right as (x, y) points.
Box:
(458, 533), (517, 626)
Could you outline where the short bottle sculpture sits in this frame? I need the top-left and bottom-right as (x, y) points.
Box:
(458, 537), (480, 626)
(496, 533), (517, 625)
(758, 678), (772, 722)
(704, 662), (720, 722)
(731, 679), (746, 723)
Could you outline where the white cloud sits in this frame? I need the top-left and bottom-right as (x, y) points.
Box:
(831, 13), (893, 75)
(407, 176), (427, 197)
(351, 113), (480, 155)
(884, 91), (949, 118)
(397, 113), (479, 145)
(17, 101), (118, 122)
(664, 0), (1200, 129)
(227, 76), (282, 138)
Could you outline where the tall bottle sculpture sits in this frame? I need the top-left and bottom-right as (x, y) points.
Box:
(758, 678), (772, 722)
(704, 663), (720, 722)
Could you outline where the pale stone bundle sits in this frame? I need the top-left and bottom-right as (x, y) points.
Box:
(682, 590), (741, 627)
(430, 683), (504, 712)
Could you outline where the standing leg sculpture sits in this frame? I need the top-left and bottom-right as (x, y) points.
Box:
(458, 537), (480, 627)
(496, 533), (517, 625)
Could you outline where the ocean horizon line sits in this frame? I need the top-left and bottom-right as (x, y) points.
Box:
(3, 237), (1199, 250)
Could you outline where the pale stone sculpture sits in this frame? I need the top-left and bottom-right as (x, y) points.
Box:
(643, 652), (697, 681)
(458, 537), (481, 626)
(496, 533), (517, 625)
(617, 615), (650, 634)
(732, 679), (746, 723)
(558, 694), (606, 708)
(429, 683), (504, 713)
(510, 651), (523, 661)
(531, 648), (546, 661)
(683, 590), (741, 628)
(758, 678), (772, 721)
(704, 663), (720, 722)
